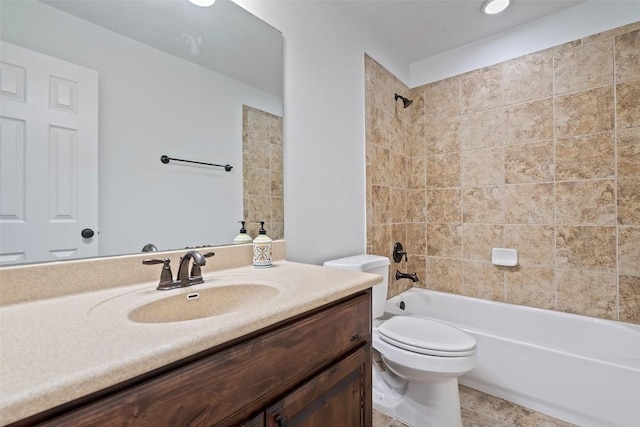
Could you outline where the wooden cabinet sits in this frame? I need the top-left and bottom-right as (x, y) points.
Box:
(12, 290), (372, 427)
(265, 346), (370, 427)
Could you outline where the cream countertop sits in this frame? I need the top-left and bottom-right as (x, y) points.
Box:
(0, 260), (381, 425)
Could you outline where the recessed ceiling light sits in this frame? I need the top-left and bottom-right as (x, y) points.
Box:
(188, 0), (216, 7)
(482, 0), (510, 15)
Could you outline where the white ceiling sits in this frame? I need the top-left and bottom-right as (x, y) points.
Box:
(41, 0), (587, 96)
(333, 0), (585, 63)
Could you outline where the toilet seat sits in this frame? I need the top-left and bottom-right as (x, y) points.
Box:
(378, 316), (476, 357)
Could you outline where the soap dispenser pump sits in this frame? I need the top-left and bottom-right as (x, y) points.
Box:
(252, 221), (272, 268)
(233, 221), (253, 244)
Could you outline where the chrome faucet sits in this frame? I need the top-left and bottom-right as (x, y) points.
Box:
(143, 250), (214, 290)
(395, 270), (420, 283)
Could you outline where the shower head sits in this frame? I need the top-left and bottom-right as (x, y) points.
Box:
(394, 93), (413, 108)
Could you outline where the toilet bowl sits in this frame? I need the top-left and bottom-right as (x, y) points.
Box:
(324, 255), (477, 427)
(373, 316), (477, 426)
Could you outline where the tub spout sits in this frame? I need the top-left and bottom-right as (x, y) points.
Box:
(395, 270), (419, 282)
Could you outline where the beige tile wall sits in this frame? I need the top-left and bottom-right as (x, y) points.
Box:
(365, 22), (640, 323)
(365, 54), (423, 296)
(242, 105), (284, 240)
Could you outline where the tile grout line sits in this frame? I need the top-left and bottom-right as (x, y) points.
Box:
(552, 46), (558, 310)
(612, 35), (620, 321)
(501, 72), (507, 303)
(458, 77), (466, 296)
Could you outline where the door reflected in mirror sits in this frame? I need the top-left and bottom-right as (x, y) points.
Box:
(0, 0), (283, 266)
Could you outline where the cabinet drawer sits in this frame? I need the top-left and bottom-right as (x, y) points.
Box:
(39, 291), (371, 427)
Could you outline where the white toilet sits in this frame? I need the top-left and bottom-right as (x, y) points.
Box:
(324, 254), (476, 427)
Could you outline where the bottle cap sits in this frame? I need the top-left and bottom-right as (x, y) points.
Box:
(239, 220), (247, 233)
(259, 221), (266, 235)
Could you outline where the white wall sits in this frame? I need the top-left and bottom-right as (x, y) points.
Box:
(235, 0), (639, 265)
(1, 1), (281, 256)
(235, 0), (409, 265)
(410, 1), (640, 86)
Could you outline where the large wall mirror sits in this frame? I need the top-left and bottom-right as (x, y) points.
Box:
(0, 0), (283, 266)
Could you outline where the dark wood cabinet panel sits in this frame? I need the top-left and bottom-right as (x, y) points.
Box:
(265, 347), (371, 427)
(240, 413), (265, 427)
(15, 290), (371, 427)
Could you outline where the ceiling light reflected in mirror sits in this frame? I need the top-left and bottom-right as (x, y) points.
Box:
(189, 0), (217, 7)
(482, 0), (511, 15)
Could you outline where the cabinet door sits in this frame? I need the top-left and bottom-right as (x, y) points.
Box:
(240, 412), (264, 427)
(265, 346), (371, 427)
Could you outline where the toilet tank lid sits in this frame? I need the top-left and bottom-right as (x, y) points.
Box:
(323, 254), (390, 271)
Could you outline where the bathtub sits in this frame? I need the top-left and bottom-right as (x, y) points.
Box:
(384, 288), (640, 427)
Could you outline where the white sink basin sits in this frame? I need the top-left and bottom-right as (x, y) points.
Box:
(127, 284), (280, 323)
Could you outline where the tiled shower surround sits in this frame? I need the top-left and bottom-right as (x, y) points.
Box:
(367, 21), (638, 427)
(242, 105), (284, 240)
(365, 22), (640, 324)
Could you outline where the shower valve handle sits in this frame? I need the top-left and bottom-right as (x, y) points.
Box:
(393, 242), (408, 263)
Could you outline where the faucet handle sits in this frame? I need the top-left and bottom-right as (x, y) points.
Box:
(142, 258), (166, 265)
(393, 242), (408, 263)
(190, 252), (215, 277)
(143, 258), (174, 288)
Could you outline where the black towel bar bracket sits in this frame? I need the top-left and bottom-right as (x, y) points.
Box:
(160, 155), (232, 172)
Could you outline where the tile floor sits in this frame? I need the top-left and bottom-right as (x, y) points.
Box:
(372, 386), (576, 427)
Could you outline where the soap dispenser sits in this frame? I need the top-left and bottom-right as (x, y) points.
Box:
(233, 221), (253, 245)
(252, 221), (272, 268)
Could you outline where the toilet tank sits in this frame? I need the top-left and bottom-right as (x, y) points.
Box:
(323, 254), (389, 318)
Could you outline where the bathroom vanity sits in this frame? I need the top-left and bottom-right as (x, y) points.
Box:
(16, 291), (371, 426)
(0, 244), (380, 426)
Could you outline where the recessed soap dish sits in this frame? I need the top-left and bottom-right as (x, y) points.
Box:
(492, 248), (518, 267)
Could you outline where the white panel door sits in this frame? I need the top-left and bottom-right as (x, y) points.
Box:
(0, 41), (98, 265)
